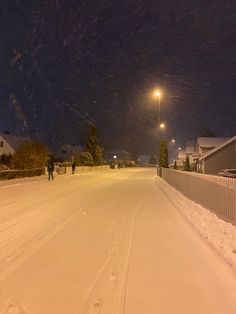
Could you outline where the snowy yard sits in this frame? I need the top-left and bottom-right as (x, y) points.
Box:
(0, 168), (236, 314)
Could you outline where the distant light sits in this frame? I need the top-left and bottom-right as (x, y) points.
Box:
(160, 123), (165, 129)
(171, 139), (175, 143)
(113, 155), (117, 159)
(178, 147), (182, 150)
(154, 90), (161, 97)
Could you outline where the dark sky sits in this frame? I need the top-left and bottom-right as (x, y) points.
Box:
(0, 0), (236, 157)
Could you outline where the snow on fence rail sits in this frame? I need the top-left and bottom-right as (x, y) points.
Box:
(161, 168), (236, 225)
(58, 165), (110, 174)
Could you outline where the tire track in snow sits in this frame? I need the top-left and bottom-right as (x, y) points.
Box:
(77, 193), (148, 314)
(0, 175), (109, 282)
(77, 201), (130, 314)
(114, 193), (148, 314)
(0, 198), (92, 283)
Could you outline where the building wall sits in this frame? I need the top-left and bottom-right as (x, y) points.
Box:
(0, 136), (15, 155)
(204, 141), (236, 174)
(200, 147), (214, 157)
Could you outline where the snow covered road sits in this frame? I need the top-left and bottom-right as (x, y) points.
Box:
(0, 168), (236, 314)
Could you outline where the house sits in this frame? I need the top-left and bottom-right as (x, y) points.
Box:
(196, 137), (229, 158)
(105, 149), (132, 162)
(174, 148), (186, 168)
(185, 140), (197, 165)
(0, 132), (28, 156)
(196, 137), (229, 172)
(55, 144), (83, 162)
(137, 155), (151, 164)
(198, 136), (236, 175)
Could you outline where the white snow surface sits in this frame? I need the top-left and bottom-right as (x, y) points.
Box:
(0, 168), (236, 314)
(156, 177), (236, 269)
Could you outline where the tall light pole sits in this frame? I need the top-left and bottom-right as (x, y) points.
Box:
(159, 122), (165, 138)
(154, 90), (161, 136)
(153, 89), (162, 174)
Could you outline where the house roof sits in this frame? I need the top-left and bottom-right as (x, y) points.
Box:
(199, 136), (236, 160)
(0, 133), (29, 150)
(55, 143), (83, 161)
(106, 149), (131, 155)
(185, 140), (196, 154)
(197, 137), (229, 148)
(137, 155), (151, 162)
(178, 149), (186, 160)
(58, 144), (83, 153)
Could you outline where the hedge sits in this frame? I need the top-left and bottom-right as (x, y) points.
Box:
(0, 168), (45, 180)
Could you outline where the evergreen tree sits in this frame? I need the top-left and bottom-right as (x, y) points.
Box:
(85, 126), (104, 165)
(75, 152), (93, 166)
(159, 139), (169, 168)
(184, 155), (191, 171)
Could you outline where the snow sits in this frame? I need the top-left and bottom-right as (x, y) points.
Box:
(197, 137), (229, 149)
(155, 176), (236, 269)
(0, 168), (236, 313)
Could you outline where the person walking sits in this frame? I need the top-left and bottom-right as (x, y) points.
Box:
(47, 160), (54, 181)
(72, 162), (76, 174)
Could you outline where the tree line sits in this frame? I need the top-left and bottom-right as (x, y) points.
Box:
(0, 126), (105, 170)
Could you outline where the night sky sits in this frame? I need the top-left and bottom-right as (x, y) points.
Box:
(0, 0), (236, 157)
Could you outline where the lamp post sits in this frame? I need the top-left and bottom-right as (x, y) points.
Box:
(153, 89), (162, 175)
(159, 122), (165, 138)
(154, 90), (161, 136)
(167, 138), (176, 165)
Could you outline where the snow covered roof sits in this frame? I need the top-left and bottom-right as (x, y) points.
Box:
(197, 137), (229, 148)
(58, 143), (83, 152)
(0, 133), (29, 150)
(55, 144), (83, 161)
(199, 136), (236, 160)
(178, 149), (186, 160)
(107, 149), (131, 155)
(137, 155), (151, 163)
(185, 140), (196, 154)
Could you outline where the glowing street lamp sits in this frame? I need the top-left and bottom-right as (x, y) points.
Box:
(159, 122), (165, 138)
(160, 122), (165, 129)
(153, 90), (161, 131)
(152, 89), (164, 175)
(154, 90), (161, 98)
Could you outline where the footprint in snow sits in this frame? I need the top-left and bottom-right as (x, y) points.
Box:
(2, 299), (25, 314)
(110, 269), (118, 282)
(89, 298), (103, 314)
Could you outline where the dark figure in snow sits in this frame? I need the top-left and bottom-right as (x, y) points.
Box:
(47, 160), (54, 181)
(72, 162), (76, 174)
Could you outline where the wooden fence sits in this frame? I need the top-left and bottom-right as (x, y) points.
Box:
(162, 168), (236, 225)
(56, 165), (110, 175)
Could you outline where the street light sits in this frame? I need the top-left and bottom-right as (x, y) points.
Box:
(153, 89), (163, 175)
(154, 90), (161, 97)
(159, 122), (165, 138)
(153, 90), (161, 133)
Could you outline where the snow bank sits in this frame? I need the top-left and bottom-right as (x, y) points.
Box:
(155, 177), (236, 270)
